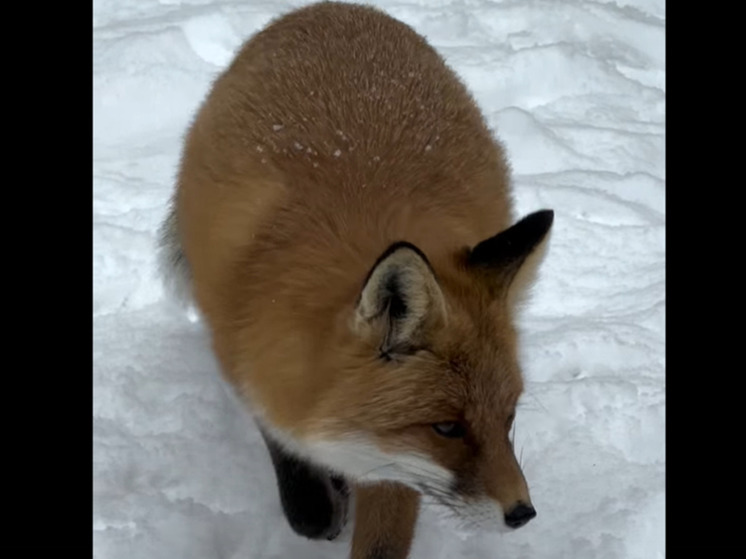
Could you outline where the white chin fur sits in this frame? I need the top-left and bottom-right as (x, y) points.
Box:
(432, 498), (513, 535)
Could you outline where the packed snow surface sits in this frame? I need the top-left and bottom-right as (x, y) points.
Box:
(93, 1), (665, 558)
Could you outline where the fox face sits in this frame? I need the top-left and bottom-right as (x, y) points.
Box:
(266, 210), (554, 532)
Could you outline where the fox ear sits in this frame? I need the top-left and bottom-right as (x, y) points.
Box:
(468, 210), (554, 297)
(355, 242), (446, 358)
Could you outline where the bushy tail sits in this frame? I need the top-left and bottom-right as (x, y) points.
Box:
(157, 198), (193, 307)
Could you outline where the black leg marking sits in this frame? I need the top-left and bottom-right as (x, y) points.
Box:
(261, 429), (350, 540)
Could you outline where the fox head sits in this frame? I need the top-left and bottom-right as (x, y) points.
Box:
(273, 209), (555, 532)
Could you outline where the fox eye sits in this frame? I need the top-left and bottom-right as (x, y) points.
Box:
(432, 421), (466, 438)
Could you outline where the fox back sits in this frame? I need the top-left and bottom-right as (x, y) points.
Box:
(161, 1), (553, 553)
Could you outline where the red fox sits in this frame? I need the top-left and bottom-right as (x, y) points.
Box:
(159, 2), (553, 557)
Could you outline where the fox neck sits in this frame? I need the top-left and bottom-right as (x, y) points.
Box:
(256, 416), (453, 490)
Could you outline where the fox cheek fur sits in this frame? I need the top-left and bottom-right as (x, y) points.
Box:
(158, 2), (554, 557)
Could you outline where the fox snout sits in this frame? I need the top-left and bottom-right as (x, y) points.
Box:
(480, 440), (536, 531)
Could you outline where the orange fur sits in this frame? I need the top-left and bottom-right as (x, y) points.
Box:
(351, 483), (420, 559)
(165, 1), (552, 555)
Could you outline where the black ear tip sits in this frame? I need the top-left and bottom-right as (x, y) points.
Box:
(532, 208), (554, 222)
(468, 209), (555, 269)
(522, 209), (554, 232)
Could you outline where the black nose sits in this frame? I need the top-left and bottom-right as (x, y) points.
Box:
(504, 503), (536, 528)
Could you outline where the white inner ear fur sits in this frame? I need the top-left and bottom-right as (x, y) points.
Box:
(355, 247), (447, 343)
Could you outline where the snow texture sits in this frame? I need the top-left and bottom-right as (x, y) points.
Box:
(93, 1), (665, 558)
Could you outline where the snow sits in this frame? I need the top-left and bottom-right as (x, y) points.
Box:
(93, 1), (665, 558)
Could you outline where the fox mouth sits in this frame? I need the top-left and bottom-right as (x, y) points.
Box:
(417, 482), (447, 500)
(415, 482), (535, 532)
(416, 481), (463, 515)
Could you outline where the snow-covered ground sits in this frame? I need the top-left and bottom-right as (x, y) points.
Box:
(93, 1), (665, 558)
